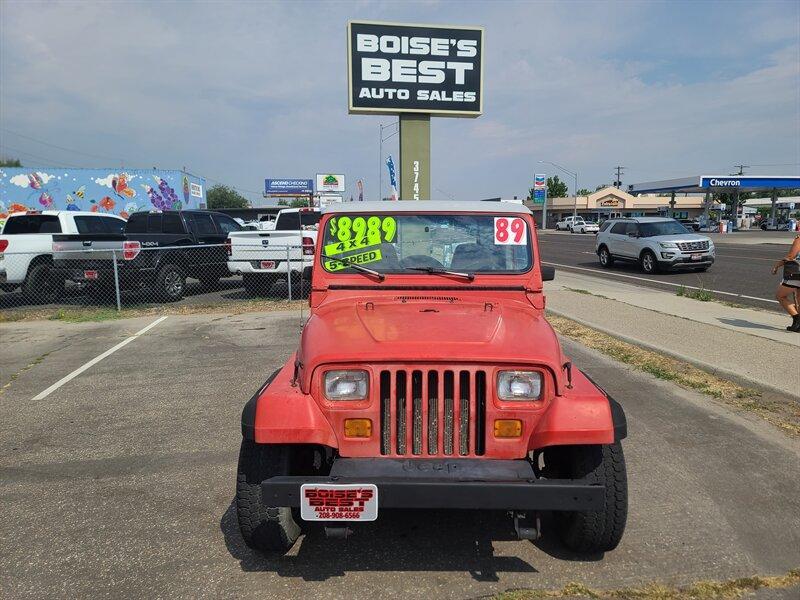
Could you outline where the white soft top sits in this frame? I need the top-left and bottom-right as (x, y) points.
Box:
(321, 201), (532, 215)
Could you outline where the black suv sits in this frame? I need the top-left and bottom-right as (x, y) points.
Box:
(52, 210), (243, 301)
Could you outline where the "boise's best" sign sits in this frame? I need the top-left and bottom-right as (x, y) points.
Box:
(347, 21), (484, 117)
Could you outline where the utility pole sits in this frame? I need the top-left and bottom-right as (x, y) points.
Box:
(730, 164), (749, 230)
(613, 166), (625, 188)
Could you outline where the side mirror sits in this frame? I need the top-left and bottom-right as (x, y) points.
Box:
(541, 265), (555, 281)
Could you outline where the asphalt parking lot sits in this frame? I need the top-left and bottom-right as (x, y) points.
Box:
(1, 310), (799, 599)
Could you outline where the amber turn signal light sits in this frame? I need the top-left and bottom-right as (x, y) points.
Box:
(494, 419), (522, 438)
(344, 418), (372, 438)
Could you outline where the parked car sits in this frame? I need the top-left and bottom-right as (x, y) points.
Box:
(235, 201), (628, 555)
(595, 217), (715, 274)
(570, 220), (599, 234)
(227, 207), (319, 295)
(0, 210), (126, 303)
(760, 219), (793, 231)
(555, 215), (584, 231)
(678, 219), (701, 232)
(51, 209), (242, 301)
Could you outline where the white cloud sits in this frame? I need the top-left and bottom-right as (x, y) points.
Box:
(94, 174), (115, 187)
(9, 174), (30, 187)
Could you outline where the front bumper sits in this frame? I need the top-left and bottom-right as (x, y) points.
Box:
(261, 457), (604, 511)
(659, 254), (715, 269)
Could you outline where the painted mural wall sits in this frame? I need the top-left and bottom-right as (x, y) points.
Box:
(0, 168), (206, 226)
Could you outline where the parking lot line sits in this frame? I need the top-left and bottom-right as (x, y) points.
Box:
(542, 262), (780, 304)
(31, 316), (168, 401)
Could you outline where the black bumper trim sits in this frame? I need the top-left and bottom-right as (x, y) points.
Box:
(262, 475), (604, 511)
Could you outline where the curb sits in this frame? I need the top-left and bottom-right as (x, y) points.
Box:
(546, 308), (798, 400)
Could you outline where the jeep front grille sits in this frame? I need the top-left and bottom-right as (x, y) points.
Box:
(379, 367), (486, 457)
(676, 241), (709, 251)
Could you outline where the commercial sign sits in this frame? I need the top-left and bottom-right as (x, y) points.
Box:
(700, 176), (800, 189)
(599, 198), (621, 207)
(265, 179), (314, 195)
(533, 189), (545, 204)
(316, 173), (346, 193)
(190, 183), (203, 198)
(347, 20), (484, 117)
(534, 174), (546, 190)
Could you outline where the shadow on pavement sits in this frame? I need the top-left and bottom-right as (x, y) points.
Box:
(717, 317), (786, 332)
(217, 501), (592, 581)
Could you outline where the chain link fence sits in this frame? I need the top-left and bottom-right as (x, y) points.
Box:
(0, 244), (310, 313)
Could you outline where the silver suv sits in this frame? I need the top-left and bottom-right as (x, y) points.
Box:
(595, 217), (715, 273)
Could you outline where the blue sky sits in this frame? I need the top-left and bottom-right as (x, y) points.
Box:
(1, 0), (798, 202)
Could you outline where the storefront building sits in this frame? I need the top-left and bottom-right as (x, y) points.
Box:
(525, 186), (708, 228)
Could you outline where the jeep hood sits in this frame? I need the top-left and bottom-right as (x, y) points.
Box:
(296, 297), (566, 393)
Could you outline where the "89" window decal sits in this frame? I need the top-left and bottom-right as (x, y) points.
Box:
(494, 217), (526, 245)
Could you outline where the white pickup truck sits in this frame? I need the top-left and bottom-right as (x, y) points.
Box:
(227, 207), (320, 295)
(0, 210), (126, 302)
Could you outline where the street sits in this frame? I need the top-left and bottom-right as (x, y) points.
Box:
(538, 232), (790, 311)
(1, 311), (798, 599)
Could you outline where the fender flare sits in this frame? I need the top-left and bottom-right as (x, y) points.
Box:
(241, 369), (280, 440)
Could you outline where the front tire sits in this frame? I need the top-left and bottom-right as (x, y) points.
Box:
(236, 441), (301, 553)
(598, 246), (614, 268)
(640, 250), (659, 274)
(548, 443), (628, 553)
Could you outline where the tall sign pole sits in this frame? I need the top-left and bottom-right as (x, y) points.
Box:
(347, 21), (484, 200)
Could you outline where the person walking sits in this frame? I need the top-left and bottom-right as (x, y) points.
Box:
(772, 233), (800, 332)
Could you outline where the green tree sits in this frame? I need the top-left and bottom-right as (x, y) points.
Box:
(278, 198), (312, 208)
(547, 175), (568, 198)
(577, 188), (592, 196)
(206, 184), (249, 209)
(0, 157), (22, 167)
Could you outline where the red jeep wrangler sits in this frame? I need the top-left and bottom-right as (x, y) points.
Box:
(236, 202), (627, 554)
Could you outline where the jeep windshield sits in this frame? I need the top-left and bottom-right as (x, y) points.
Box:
(320, 213), (532, 274)
(639, 221), (691, 237)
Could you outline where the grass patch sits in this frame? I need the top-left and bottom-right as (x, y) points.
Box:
(0, 299), (306, 324)
(676, 285), (715, 302)
(495, 568), (800, 599)
(548, 314), (800, 437)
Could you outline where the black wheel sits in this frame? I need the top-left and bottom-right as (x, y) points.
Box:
(242, 274), (266, 296)
(23, 262), (65, 304)
(598, 246), (614, 268)
(236, 441), (301, 553)
(547, 443), (628, 553)
(640, 250), (659, 274)
(155, 263), (186, 301)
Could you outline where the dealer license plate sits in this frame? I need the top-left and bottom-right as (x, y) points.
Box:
(84, 270), (99, 280)
(300, 483), (378, 522)
(690, 253), (702, 261)
(259, 260), (276, 269)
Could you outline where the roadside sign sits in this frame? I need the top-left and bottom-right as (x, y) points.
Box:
(265, 179), (314, 196)
(534, 174), (546, 190)
(316, 174), (346, 193)
(347, 21), (484, 117)
(533, 189), (545, 204)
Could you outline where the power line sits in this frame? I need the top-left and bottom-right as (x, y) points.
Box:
(1, 127), (125, 163)
(613, 165), (625, 188)
(0, 144), (84, 168)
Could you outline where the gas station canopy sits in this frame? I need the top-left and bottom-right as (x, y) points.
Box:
(627, 175), (800, 195)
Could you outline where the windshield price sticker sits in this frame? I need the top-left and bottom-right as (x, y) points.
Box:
(326, 216), (397, 255)
(300, 483), (379, 521)
(325, 249), (383, 271)
(494, 217), (526, 245)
